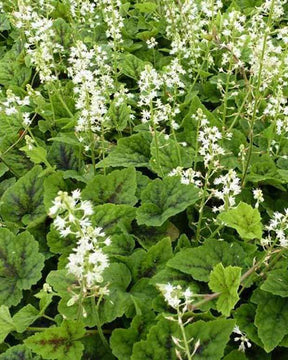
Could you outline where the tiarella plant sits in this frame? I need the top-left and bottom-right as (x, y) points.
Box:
(0, 0), (288, 359)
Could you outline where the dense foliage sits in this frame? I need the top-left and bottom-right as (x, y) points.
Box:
(0, 0), (288, 359)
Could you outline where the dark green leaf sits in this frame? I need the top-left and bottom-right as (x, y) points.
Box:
(0, 229), (44, 306)
(167, 239), (246, 282)
(82, 167), (137, 205)
(253, 290), (288, 352)
(0, 166), (46, 227)
(261, 269), (288, 297)
(97, 132), (151, 168)
(137, 176), (200, 226)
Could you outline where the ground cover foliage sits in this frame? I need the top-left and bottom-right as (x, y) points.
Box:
(0, 0), (288, 359)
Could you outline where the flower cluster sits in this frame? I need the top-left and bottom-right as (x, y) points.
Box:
(168, 167), (202, 187)
(98, 0), (124, 45)
(157, 283), (194, 311)
(12, 0), (62, 83)
(49, 190), (110, 294)
(138, 61), (185, 126)
(67, 41), (114, 140)
(195, 109), (226, 168)
(212, 169), (241, 212)
(0, 89), (31, 126)
(264, 208), (288, 247)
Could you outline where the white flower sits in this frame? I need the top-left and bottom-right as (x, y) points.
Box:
(80, 200), (94, 216)
(233, 326), (252, 352)
(253, 188), (264, 208)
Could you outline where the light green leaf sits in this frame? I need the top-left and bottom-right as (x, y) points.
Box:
(208, 263), (241, 316)
(134, 2), (157, 12)
(82, 167), (137, 206)
(0, 306), (15, 343)
(167, 239), (246, 282)
(131, 318), (180, 360)
(24, 320), (85, 360)
(97, 132), (151, 168)
(13, 304), (39, 333)
(20, 144), (48, 165)
(0, 229), (45, 306)
(218, 202), (262, 240)
(261, 269), (288, 297)
(34, 289), (54, 313)
(253, 290), (288, 352)
(0, 165), (46, 227)
(136, 176), (200, 226)
(186, 319), (235, 360)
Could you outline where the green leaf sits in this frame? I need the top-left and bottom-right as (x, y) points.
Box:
(20, 144), (48, 165)
(137, 176), (200, 226)
(97, 132), (151, 168)
(0, 345), (40, 360)
(24, 320), (85, 360)
(0, 135), (33, 177)
(140, 237), (173, 278)
(34, 289), (54, 313)
(46, 269), (96, 327)
(118, 54), (147, 80)
(149, 133), (192, 176)
(134, 2), (157, 12)
(0, 306), (15, 343)
(110, 312), (156, 360)
(261, 269), (288, 297)
(234, 304), (263, 347)
(13, 305), (39, 333)
(0, 163), (8, 178)
(91, 204), (136, 235)
(82, 167), (137, 206)
(208, 263), (241, 316)
(253, 290), (288, 352)
(0, 45), (31, 87)
(99, 263), (132, 325)
(218, 202), (262, 240)
(117, 237), (173, 281)
(44, 171), (68, 212)
(186, 319), (235, 360)
(107, 101), (132, 131)
(0, 229), (45, 306)
(131, 317), (180, 360)
(223, 350), (247, 360)
(47, 142), (80, 171)
(52, 18), (72, 49)
(0, 165), (46, 227)
(167, 239), (246, 282)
